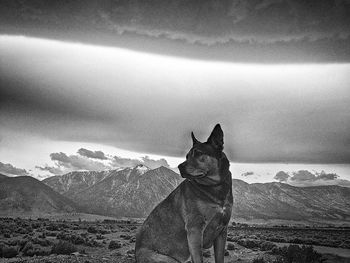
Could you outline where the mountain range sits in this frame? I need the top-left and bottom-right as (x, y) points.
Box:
(231, 179), (350, 222)
(43, 165), (182, 218)
(0, 174), (79, 215)
(1, 167), (349, 223)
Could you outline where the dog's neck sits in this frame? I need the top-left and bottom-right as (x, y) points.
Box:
(189, 155), (232, 205)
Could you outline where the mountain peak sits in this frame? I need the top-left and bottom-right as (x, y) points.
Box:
(133, 164), (150, 175)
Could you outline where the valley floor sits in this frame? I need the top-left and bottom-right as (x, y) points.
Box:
(0, 218), (349, 263)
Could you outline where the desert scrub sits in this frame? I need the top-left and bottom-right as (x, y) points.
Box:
(0, 244), (18, 258)
(22, 242), (50, 257)
(51, 240), (77, 255)
(253, 258), (266, 263)
(108, 240), (122, 250)
(57, 231), (85, 245)
(272, 244), (322, 263)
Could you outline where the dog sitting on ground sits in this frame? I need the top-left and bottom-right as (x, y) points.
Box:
(135, 124), (233, 263)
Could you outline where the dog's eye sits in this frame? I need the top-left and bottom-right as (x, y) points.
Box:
(193, 150), (203, 157)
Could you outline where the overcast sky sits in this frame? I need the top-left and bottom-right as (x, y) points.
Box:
(1, 35), (350, 186)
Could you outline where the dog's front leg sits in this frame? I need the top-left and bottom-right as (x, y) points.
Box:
(213, 227), (227, 263)
(186, 219), (205, 263)
(187, 227), (203, 263)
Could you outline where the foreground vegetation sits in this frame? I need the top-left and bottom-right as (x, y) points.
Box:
(0, 218), (349, 263)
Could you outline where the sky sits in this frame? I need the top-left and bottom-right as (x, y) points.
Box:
(0, 0), (350, 188)
(1, 35), (350, 187)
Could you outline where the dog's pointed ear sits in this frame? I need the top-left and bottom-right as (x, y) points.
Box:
(191, 132), (200, 146)
(207, 124), (224, 151)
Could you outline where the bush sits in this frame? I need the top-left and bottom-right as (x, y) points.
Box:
(0, 245), (18, 258)
(227, 242), (235, 250)
(120, 234), (132, 240)
(46, 224), (60, 231)
(22, 242), (50, 257)
(87, 226), (98, 234)
(32, 237), (52, 247)
(237, 238), (261, 249)
(96, 234), (104, 240)
(203, 249), (211, 258)
(272, 244), (322, 263)
(21, 241), (34, 256)
(108, 240), (122, 250)
(253, 258), (266, 263)
(51, 240), (77, 255)
(260, 241), (277, 251)
(57, 232), (85, 245)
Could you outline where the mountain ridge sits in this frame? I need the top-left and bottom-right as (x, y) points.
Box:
(42, 167), (350, 222)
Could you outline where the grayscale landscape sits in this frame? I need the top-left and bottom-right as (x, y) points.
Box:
(1, 0), (350, 262)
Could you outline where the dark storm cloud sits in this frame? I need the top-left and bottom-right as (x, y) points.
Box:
(1, 35), (350, 164)
(290, 170), (316, 181)
(274, 171), (289, 182)
(77, 148), (107, 160)
(0, 161), (29, 176)
(49, 152), (109, 171)
(241, 171), (254, 177)
(35, 149), (171, 175)
(35, 165), (64, 175)
(111, 156), (170, 169)
(1, 0), (350, 62)
(279, 170), (350, 187)
(317, 172), (338, 181)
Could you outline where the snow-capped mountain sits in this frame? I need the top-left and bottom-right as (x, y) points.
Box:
(44, 165), (182, 218)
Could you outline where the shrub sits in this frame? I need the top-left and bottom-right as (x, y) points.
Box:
(46, 224), (60, 231)
(272, 244), (322, 263)
(0, 245), (18, 258)
(108, 240), (122, 250)
(57, 232), (85, 245)
(237, 238), (261, 249)
(21, 241), (34, 256)
(260, 241), (277, 251)
(87, 226), (98, 234)
(51, 240), (77, 255)
(32, 237), (52, 247)
(96, 234), (104, 240)
(253, 258), (266, 263)
(86, 238), (102, 247)
(22, 242), (50, 257)
(227, 242), (235, 250)
(46, 231), (57, 237)
(203, 249), (211, 258)
(120, 234), (132, 240)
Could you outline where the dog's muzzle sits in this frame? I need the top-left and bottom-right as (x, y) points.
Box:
(178, 162), (206, 179)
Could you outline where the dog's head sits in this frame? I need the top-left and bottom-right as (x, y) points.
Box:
(178, 124), (229, 183)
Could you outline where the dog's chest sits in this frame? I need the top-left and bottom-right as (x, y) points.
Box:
(210, 204), (231, 226)
(202, 205), (231, 248)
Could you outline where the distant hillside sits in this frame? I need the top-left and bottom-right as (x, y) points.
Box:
(231, 179), (350, 222)
(43, 170), (113, 198)
(74, 165), (181, 217)
(0, 176), (80, 214)
(44, 165), (182, 218)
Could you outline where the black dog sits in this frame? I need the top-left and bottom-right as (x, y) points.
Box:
(136, 124), (233, 263)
